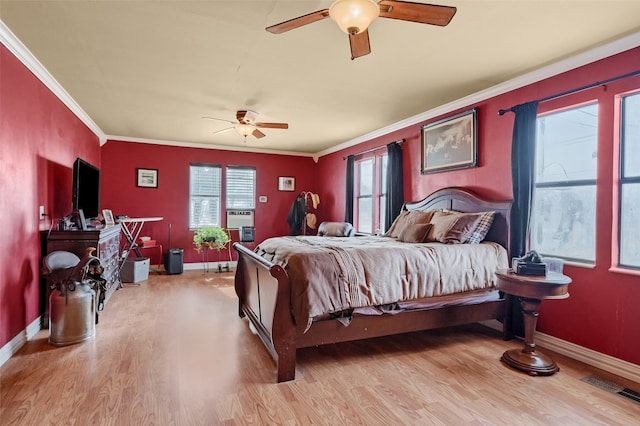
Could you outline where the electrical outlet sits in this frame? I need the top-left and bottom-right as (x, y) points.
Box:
(39, 206), (45, 220)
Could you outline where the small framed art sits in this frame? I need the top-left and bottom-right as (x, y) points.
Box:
(102, 209), (115, 226)
(278, 176), (295, 191)
(136, 168), (158, 188)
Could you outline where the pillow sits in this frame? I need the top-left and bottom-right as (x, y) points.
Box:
(397, 223), (433, 243)
(384, 211), (409, 237)
(317, 221), (355, 237)
(385, 210), (436, 238)
(427, 211), (482, 244)
(464, 211), (495, 244)
(428, 209), (496, 244)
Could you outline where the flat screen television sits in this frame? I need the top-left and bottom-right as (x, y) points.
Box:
(72, 157), (100, 220)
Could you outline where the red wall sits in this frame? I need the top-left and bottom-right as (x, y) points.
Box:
(0, 44), (100, 348)
(2, 35), (638, 369)
(318, 47), (640, 366)
(100, 140), (318, 264)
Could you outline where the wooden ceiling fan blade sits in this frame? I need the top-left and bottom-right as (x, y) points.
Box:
(203, 116), (237, 124)
(378, 1), (456, 26)
(252, 129), (266, 139)
(349, 30), (371, 60)
(266, 9), (330, 34)
(236, 110), (259, 124)
(255, 122), (289, 129)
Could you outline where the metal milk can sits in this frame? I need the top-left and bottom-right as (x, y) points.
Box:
(49, 281), (96, 346)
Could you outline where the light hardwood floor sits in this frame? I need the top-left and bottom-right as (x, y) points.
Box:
(1, 270), (639, 425)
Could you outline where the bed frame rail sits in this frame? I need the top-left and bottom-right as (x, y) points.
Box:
(234, 187), (513, 382)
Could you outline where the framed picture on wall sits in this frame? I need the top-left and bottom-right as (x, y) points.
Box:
(136, 168), (159, 188)
(421, 108), (478, 174)
(278, 176), (295, 191)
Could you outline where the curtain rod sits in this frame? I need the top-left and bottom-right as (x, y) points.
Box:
(342, 139), (405, 160)
(498, 69), (640, 116)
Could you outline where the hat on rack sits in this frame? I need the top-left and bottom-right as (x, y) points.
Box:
(311, 193), (320, 209)
(306, 213), (317, 229)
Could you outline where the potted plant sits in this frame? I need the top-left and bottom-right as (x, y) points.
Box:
(192, 226), (231, 253)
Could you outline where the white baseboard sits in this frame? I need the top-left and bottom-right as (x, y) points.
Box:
(3, 315), (639, 384)
(0, 317), (42, 367)
(183, 261), (237, 272)
(535, 332), (640, 384)
(480, 320), (640, 384)
(0, 263), (237, 367)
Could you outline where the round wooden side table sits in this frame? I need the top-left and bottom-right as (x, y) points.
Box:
(496, 268), (571, 376)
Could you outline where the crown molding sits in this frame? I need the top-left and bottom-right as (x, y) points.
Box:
(3, 17), (639, 158)
(104, 135), (316, 158)
(0, 20), (106, 144)
(316, 31), (640, 158)
(1, 19), (314, 157)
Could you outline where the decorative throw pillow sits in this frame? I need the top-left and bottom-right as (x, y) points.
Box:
(464, 211), (495, 244)
(427, 211), (482, 244)
(397, 223), (433, 243)
(384, 211), (410, 237)
(385, 210), (436, 238)
(317, 221), (355, 237)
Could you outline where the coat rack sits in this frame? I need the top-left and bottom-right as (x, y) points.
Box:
(287, 191), (320, 235)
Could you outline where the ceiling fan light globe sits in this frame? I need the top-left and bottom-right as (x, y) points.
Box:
(329, 0), (379, 35)
(235, 123), (255, 137)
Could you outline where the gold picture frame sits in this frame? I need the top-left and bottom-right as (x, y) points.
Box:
(421, 108), (477, 174)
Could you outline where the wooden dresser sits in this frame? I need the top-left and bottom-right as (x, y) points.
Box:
(43, 224), (121, 327)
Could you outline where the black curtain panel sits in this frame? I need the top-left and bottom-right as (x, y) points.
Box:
(509, 101), (539, 258)
(385, 142), (404, 230)
(345, 155), (355, 223)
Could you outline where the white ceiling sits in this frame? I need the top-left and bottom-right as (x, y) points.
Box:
(1, 1), (640, 155)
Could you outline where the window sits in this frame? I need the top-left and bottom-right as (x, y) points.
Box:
(619, 92), (640, 269)
(530, 104), (598, 263)
(189, 164), (221, 228)
(356, 158), (374, 234)
(379, 155), (388, 234)
(355, 154), (387, 234)
(226, 166), (256, 210)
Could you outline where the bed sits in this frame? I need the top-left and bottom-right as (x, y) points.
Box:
(233, 187), (512, 382)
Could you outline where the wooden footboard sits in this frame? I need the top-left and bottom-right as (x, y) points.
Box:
(234, 242), (507, 383)
(234, 242), (297, 382)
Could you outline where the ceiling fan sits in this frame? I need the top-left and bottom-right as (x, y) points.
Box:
(203, 110), (289, 139)
(266, 0), (456, 60)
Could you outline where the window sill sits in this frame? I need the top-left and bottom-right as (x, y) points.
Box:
(561, 260), (596, 269)
(608, 266), (640, 277)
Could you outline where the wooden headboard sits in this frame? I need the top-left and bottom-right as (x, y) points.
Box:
(403, 187), (512, 255)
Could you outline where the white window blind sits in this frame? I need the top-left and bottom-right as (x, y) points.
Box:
(189, 164), (221, 228)
(226, 166), (256, 210)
